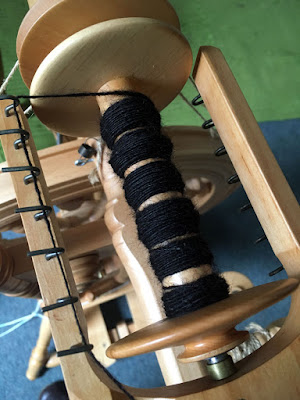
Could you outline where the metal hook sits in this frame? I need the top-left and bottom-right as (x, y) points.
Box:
(192, 94), (204, 106)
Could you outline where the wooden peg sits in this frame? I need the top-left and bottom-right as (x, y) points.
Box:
(26, 316), (52, 381)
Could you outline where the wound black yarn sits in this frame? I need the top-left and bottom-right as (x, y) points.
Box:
(163, 273), (229, 318)
(110, 128), (173, 178)
(100, 96), (161, 149)
(124, 161), (185, 212)
(100, 94), (229, 320)
(150, 235), (213, 282)
(136, 198), (200, 249)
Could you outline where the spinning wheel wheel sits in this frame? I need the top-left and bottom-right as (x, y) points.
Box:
(0, 127), (237, 234)
(0, 0), (299, 399)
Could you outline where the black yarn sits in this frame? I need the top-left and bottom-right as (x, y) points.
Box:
(162, 273), (229, 318)
(110, 128), (173, 178)
(100, 96), (161, 149)
(124, 161), (185, 212)
(150, 235), (213, 282)
(100, 95), (229, 319)
(136, 198), (200, 249)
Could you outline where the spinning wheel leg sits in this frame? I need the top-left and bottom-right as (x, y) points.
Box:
(26, 315), (51, 381)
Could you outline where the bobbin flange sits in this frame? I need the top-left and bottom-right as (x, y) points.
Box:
(29, 18), (193, 137)
(17, 0), (180, 87)
(106, 279), (298, 361)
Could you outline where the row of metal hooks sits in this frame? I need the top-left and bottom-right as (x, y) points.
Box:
(191, 92), (284, 278)
(0, 95), (92, 358)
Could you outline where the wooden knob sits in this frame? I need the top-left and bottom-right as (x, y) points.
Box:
(106, 279), (298, 362)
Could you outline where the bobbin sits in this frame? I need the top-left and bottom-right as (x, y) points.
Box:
(28, 17), (192, 137)
(17, 0), (180, 87)
(19, 1), (262, 375)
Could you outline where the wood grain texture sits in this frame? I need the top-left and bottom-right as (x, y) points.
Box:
(0, 140), (100, 229)
(107, 279), (298, 359)
(193, 46), (300, 275)
(98, 144), (205, 384)
(0, 243), (40, 297)
(30, 18), (192, 137)
(18, 0), (180, 87)
(5, 219), (112, 279)
(0, 99), (114, 400)
(2, 40), (300, 397)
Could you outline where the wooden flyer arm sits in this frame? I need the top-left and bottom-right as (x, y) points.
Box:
(0, 98), (114, 400)
(193, 46), (300, 274)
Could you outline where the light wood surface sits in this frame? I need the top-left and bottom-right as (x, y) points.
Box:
(3, 34), (300, 397)
(18, 0), (180, 87)
(164, 126), (238, 214)
(0, 242), (40, 297)
(106, 279), (298, 360)
(0, 99), (113, 400)
(3, 219), (112, 280)
(26, 316), (52, 380)
(193, 46), (300, 276)
(27, 0), (37, 7)
(98, 142), (206, 384)
(30, 18), (192, 137)
(0, 140), (99, 229)
(84, 306), (115, 368)
(0, 125), (237, 230)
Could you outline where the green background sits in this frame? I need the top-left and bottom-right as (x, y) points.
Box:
(0, 0), (299, 158)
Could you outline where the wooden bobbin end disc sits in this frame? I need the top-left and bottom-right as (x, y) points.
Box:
(17, 0), (180, 87)
(30, 18), (193, 137)
(106, 278), (298, 360)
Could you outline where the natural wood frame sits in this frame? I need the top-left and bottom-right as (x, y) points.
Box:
(0, 43), (299, 398)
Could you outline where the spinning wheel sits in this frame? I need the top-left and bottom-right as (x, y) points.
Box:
(0, 1), (299, 399)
